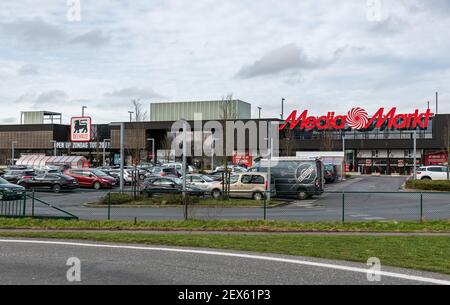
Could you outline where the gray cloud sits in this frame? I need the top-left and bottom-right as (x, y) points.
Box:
(70, 30), (111, 48)
(18, 64), (39, 76)
(33, 90), (68, 108)
(1, 117), (16, 124)
(0, 18), (65, 46)
(236, 44), (337, 79)
(104, 87), (165, 100)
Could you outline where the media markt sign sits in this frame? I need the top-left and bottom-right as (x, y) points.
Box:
(71, 117), (92, 142)
(280, 107), (433, 131)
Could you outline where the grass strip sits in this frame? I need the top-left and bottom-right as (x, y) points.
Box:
(0, 218), (450, 233)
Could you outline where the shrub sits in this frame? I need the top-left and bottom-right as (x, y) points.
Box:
(97, 193), (200, 205)
(406, 180), (450, 192)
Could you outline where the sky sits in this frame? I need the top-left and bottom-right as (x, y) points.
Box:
(0, 0), (449, 124)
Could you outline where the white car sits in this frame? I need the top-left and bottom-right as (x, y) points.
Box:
(163, 163), (195, 174)
(416, 166), (449, 180)
(186, 174), (217, 190)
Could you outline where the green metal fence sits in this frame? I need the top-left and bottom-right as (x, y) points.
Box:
(0, 191), (78, 220)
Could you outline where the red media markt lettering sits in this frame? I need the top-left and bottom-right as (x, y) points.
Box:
(280, 107), (433, 131)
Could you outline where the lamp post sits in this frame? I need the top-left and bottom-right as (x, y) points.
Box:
(50, 140), (57, 156)
(404, 131), (418, 180)
(281, 98), (285, 120)
(82, 106), (87, 117)
(258, 107), (262, 119)
(342, 132), (346, 181)
(11, 141), (18, 166)
(103, 139), (111, 166)
(210, 137), (220, 171)
(128, 111), (134, 122)
(146, 138), (155, 163)
(110, 123), (125, 191)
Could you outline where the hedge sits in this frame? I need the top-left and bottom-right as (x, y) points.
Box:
(406, 180), (450, 192)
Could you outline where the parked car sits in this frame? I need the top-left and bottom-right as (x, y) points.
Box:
(64, 169), (116, 189)
(254, 158), (324, 200)
(417, 166), (450, 180)
(209, 172), (273, 201)
(324, 164), (338, 183)
(0, 177), (26, 201)
(140, 177), (204, 197)
(163, 163), (195, 174)
(17, 174), (79, 193)
(1, 169), (36, 184)
(186, 174), (217, 190)
(145, 166), (180, 178)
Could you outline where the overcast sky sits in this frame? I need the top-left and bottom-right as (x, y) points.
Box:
(0, 0), (449, 124)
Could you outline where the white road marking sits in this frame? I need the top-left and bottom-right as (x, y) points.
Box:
(0, 239), (449, 285)
(363, 217), (386, 221)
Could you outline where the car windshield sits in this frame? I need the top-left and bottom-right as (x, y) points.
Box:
(172, 178), (182, 185)
(201, 175), (214, 182)
(0, 177), (9, 184)
(92, 170), (108, 177)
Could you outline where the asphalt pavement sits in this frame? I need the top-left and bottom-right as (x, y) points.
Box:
(1, 239), (449, 285)
(27, 176), (450, 221)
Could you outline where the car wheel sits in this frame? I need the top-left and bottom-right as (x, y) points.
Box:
(212, 189), (222, 199)
(252, 192), (263, 201)
(139, 174), (145, 180)
(297, 190), (309, 200)
(52, 184), (62, 193)
(421, 177), (432, 181)
(93, 182), (102, 190)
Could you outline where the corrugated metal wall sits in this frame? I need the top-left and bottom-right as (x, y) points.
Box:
(150, 100), (251, 121)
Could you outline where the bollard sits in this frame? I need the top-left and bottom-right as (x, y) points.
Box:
(108, 191), (111, 221)
(420, 193), (424, 223)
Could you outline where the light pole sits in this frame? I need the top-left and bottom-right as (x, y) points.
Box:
(11, 141), (18, 166)
(342, 132), (346, 181)
(211, 138), (220, 171)
(181, 120), (188, 220)
(82, 106), (87, 117)
(146, 138), (155, 163)
(281, 98), (285, 120)
(50, 140), (57, 156)
(110, 123), (125, 191)
(103, 139), (111, 166)
(413, 131), (417, 180)
(258, 107), (262, 119)
(128, 111), (134, 122)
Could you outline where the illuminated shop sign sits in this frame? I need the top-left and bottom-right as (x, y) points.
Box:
(280, 108), (433, 131)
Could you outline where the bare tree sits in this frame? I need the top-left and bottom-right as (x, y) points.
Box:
(127, 100), (148, 165)
(320, 131), (337, 152)
(220, 94), (238, 198)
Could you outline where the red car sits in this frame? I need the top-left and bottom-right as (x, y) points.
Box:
(65, 169), (116, 189)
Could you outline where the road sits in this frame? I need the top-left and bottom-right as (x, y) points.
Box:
(1, 239), (449, 285)
(27, 176), (450, 221)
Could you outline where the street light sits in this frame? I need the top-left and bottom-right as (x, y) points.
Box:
(128, 111), (134, 122)
(210, 137), (220, 171)
(50, 140), (57, 156)
(11, 141), (18, 166)
(103, 139), (111, 166)
(146, 138), (155, 163)
(109, 123), (125, 191)
(403, 130), (418, 180)
(281, 98), (285, 120)
(258, 107), (262, 119)
(82, 106), (87, 117)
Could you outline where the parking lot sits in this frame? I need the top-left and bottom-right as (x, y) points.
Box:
(25, 175), (450, 222)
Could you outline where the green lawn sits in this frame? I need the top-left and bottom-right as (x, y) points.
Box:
(1, 218), (450, 232)
(0, 231), (449, 275)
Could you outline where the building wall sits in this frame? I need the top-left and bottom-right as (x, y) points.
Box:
(150, 100), (251, 121)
